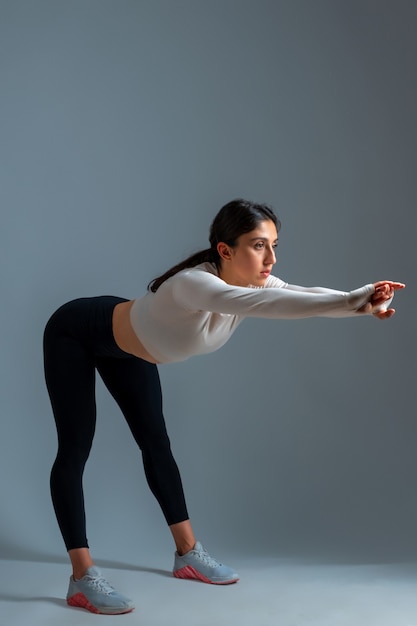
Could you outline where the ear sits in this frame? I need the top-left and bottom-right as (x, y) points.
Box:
(217, 242), (233, 262)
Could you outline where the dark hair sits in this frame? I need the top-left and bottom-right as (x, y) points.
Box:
(148, 198), (281, 292)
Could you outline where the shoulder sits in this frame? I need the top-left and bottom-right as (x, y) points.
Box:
(174, 262), (220, 284)
(182, 262), (219, 277)
(160, 263), (223, 304)
(264, 274), (288, 289)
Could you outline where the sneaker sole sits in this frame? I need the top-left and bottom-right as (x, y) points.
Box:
(173, 565), (239, 585)
(67, 593), (134, 615)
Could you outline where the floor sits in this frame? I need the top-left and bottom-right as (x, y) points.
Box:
(2, 555), (417, 626)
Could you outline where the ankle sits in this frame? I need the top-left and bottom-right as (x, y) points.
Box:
(68, 547), (94, 581)
(176, 541), (195, 557)
(73, 568), (89, 581)
(169, 519), (196, 556)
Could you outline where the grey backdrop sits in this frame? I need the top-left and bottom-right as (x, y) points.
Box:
(1, 0), (415, 566)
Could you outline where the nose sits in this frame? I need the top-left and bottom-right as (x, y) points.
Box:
(265, 246), (276, 265)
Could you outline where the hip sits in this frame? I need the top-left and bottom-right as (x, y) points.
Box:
(44, 296), (131, 359)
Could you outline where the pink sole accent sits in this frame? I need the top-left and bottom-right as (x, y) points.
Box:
(173, 565), (239, 585)
(67, 592), (133, 615)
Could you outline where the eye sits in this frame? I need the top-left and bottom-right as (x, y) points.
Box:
(254, 241), (264, 250)
(272, 242), (278, 249)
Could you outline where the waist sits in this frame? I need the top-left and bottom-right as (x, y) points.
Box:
(112, 300), (160, 364)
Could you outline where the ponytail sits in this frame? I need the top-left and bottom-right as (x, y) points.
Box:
(148, 247), (218, 293)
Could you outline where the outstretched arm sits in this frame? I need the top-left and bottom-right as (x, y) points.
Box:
(173, 269), (405, 320)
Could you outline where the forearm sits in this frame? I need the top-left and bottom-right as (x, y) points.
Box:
(283, 283), (347, 296)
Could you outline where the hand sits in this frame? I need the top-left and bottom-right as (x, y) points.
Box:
(371, 280), (405, 319)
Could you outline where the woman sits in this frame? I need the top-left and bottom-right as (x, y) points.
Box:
(43, 199), (404, 614)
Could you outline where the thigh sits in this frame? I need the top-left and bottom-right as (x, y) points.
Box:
(96, 356), (167, 448)
(44, 300), (97, 447)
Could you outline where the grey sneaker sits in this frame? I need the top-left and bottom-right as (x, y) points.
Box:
(173, 541), (239, 585)
(66, 566), (134, 614)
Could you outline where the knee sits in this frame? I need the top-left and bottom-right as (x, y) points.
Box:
(140, 428), (172, 456)
(53, 442), (92, 470)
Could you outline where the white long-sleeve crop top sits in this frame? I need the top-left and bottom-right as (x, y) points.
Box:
(130, 262), (375, 364)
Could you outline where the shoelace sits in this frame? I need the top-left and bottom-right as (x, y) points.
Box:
(84, 574), (115, 595)
(194, 546), (222, 568)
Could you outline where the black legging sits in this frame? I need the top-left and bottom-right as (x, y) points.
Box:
(43, 296), (188, 551)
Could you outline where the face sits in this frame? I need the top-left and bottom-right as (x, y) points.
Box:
(218, 219), (278, 287)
